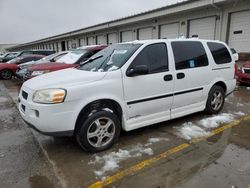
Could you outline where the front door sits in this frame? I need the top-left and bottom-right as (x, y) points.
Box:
(122, 42), (174, 130)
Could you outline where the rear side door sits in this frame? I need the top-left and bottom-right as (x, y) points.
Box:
(122, 42), (174, 130)
(170, 41), (210, 118)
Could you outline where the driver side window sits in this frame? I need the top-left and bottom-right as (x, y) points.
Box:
(129, 43), (168, 74)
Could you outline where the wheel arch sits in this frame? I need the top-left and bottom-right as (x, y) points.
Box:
(74, 98), (124, 134)
(212, 81), (227, 93)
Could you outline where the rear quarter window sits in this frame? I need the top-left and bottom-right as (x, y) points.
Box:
(207, 42), (232, 64)
(171, 41), (208, 70)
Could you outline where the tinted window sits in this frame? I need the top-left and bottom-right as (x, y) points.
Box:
(208, 42), (232, 64)
(129, 43), (168, 74)
(172, 41), (208, 70)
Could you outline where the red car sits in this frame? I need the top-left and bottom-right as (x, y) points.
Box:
(235, 62), (250, 85)
(0, 54), (45, 80)
(26, 45), (107, 80)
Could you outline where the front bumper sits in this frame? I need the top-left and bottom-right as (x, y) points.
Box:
(18, 86), (76, 136)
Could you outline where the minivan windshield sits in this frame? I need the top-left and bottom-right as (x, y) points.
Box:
(57, 49), (87, 64)
(78, 43), (142, 72)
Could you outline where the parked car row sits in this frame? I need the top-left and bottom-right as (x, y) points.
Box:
(0, 50), (55, 63)
(0, 46), (106, 80)
(18, 39), (238, 152)
(0, 54), (45, 80)
(24, 45), (107, 80)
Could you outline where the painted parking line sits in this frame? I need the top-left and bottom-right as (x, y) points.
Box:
(88, 114), (250, 188)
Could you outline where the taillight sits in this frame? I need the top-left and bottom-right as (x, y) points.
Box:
(234, 64), (238, 79)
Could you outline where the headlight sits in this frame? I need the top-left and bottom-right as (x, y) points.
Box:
(33, 89), (66, 104)
(31, 70), (50, 76)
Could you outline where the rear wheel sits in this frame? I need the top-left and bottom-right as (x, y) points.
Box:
(0, 69), (13, 80)
(75, 110), (121, 152)
(205, 85), (225, 114)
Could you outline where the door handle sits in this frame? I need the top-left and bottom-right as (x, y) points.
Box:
(164, 74), (173, 81)
(177, 73), (185, 79)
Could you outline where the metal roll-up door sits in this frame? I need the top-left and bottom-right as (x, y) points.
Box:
(97, 35), (105, 45)
(79, 38), (85, 47)
(138, 27), (153, 40)
(107, 33), (118, 45)
(188, 17), (216, 39)
(121, 30), (133, 42)
(87, 36), (96, 45)
(160, 22), (179, 39)
(228, 10), (250, 52)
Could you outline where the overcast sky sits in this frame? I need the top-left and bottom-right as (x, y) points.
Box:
(0, 0), (180, 44)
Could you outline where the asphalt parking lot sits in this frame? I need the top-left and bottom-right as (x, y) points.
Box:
(1, 79), (250, 188)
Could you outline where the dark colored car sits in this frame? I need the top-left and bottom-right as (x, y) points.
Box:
(0, 50), (55, 63)
(0, 54), (45, 80)
(235, 61), (250, 85)
(25, 45), (107, 80)
(16, 51), (68, 79)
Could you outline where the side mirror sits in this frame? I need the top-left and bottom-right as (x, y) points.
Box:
(126, 65), (149, 77)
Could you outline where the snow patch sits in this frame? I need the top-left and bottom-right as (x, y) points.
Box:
(148, 137), (169, 143)
(236, 103), (244, 107)
(108, 65), (118, 71)
(177, 122), (209, 140)
(199, 113), (235, 129)
(89, 144), (154, 177)
(176, 112), (245, 140)
(234, 111), (245, 116)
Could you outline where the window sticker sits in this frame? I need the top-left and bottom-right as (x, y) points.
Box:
(189, 60), (195, 68)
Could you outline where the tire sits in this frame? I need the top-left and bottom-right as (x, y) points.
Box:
(75, 110), (121, 152)
(0, 69), (13, 80)
(205, 85), (225, 114)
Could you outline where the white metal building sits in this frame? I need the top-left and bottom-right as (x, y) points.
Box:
(7, 0), (250, 53)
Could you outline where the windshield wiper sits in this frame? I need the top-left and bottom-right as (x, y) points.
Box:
(96, 49), (115, 71)
(79, 55), (103, 66)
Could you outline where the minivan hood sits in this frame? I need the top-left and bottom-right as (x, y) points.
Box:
(23, 68), (107, 90)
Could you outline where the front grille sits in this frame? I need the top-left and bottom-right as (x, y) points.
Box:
(22, 91), (28, 100)
(244, 69), (250, 74)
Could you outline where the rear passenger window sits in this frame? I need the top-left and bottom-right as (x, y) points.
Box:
(130, 43), (168, 73)
(171, 41), (208, 70)
(207, 42), (232, 64)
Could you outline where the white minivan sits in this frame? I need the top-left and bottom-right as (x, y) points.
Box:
(18, 39), (236, 152)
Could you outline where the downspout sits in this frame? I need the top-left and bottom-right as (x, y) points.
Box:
(210, 0), (222, 40)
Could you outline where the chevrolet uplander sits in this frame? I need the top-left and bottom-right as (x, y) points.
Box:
(18, 39), (236, 152)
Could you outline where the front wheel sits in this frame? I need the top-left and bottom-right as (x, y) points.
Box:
(0, 69), (13, 80)
(75, 110), (121, 152)
(205, 85), (225, 114)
